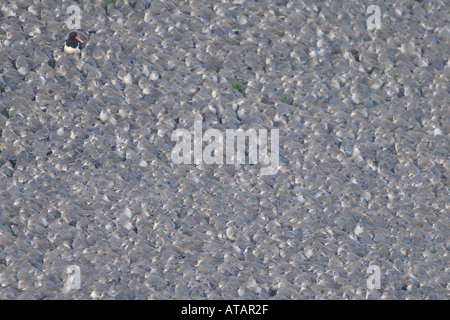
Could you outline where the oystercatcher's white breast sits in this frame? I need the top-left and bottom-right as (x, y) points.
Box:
(64, 44), (80, 55)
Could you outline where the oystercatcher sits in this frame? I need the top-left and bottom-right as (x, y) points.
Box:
(62, 32), (84, 55)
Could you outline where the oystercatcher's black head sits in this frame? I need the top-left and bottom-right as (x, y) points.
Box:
(66, 32), (84, 47)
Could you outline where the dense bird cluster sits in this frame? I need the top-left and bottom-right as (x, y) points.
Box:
(0, 0), (448, 299)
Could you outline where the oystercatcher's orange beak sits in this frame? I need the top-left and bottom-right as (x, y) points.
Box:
(75, 36), (84, 43)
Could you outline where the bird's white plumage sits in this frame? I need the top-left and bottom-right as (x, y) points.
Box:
(63, 44), (81, 55)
